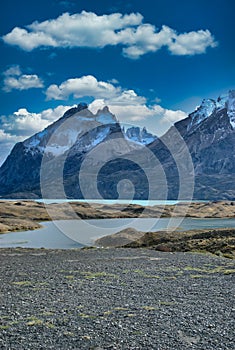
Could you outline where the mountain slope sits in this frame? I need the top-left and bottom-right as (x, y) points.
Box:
(0, 103), (151, 198)
(151, 90), (235, 199)
(92, 90), (235, 200)
(0, 90), (234, 200)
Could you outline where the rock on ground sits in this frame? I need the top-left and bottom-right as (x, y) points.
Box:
(0, 248), (234, 349)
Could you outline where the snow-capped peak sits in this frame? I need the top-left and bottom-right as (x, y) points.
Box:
(187, 98), (216, 132)
(187, 90), (235, 131)
(62, 103), (88, 119)
(95, 106), (118, 124)
(216, 94), (228, 110)
(227, 90), (235, 129)
(22, 103), (120, 157)
(124, 126), (157, 145)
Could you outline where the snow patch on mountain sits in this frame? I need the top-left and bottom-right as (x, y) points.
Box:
(95, 106), (117, 124)
(44, 145), (71, 156)
(187, 90), (235, 131)
(216, 95), (227, 110)
(227, 90), (235, 129)
(68, 125), (113, 155)
(187, 99), (216, 132)
(124, 126), (157, 145)
(21, 103), (157, 159)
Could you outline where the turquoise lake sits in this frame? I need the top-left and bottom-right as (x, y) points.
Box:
(0, 217), (234, 249)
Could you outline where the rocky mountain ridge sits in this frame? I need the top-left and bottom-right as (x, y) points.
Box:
(0, 90), (234, 200)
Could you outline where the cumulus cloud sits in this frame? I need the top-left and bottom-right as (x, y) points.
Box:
(0, 130), (25, 166)
(1, 105), (71, 136)
(153, 105), (188, 124)
(2, 11), (217, 59)
(0, 99), (187, 165)
(46, 75), (121, 100)
(46, 74), (187, 130)
(168, 29), (217, 55)
(45, 75), (149, 107)
(3, 75), (44, 92)
(89, 98), (187, 136)
(3, 65), (22, 77)
(2, 65), (44, 92)
(89, 98), (187, 124)
(0, 105), (72, 164)
(108, 78), (119, 85)
(0, 73), (188, 164)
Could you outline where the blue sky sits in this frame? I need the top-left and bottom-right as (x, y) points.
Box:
(0, 0), (234, 164)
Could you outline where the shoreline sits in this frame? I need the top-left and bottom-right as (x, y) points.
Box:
(95, 227), (235, 259)
(0, 200), (235, 235)
(0, 200), (234, 258)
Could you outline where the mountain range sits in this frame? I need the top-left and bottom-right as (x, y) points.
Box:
(0, 90), (234, 200)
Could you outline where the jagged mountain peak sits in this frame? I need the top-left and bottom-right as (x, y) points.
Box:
(22, 103), (121, 158)
(95, 105), (118, 124)
(1, 92), (235, 200)
(229, 89), (235, 98)
(186, 90), (235, 133)
(98, 105), (110, 114)
(228, 90), (235, 128)
(1, 101), (155, 169)
(187, 98), (216, 132)
(62, 102), (88, 119)
(124, 126), (157, 145)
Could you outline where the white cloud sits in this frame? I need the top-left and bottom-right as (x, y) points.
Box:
(3, 75), (44, 92)
(0, 74), (189, 164)
(0, 129), (22, 142)
(89, 99), (187, 125)
(2, 65), (44, 92)
(0, 129), (25, 166)
(168, 29), (217, 55)
(11, 108), (59, 133)
(90, 100), (155, 121)
(153, 105), (188, 124)
(0, 105), (72, 165)
(46, 74), (187, 133)
(2, 11), (217, 59)
(108, 78), (119, 84)
(3, 65), (22, 76)
(0, 100), (187, 165)
(46, 75), (121, 100)
(108, 90), (146, 106)
(1, 105), (71, 136)
(46, 75), (147, 107)
(89, 99), (187, 136)
(2, 27), (58, 51)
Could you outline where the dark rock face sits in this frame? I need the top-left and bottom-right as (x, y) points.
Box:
(164, 92), (235, 199)
(0, 142), (42, 197)
(0, 91), (235, 200)
(0, 104), (142, 199)
(125, 126), (157, 144)
(97, 91), (235, 200)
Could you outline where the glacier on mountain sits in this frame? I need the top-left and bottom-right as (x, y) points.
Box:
(187, 99), (216, 132)
(95, 106), (117, 124)
(187, 90), (235, 132)
(227, 90), (235, 129)
(124, 126), (157, 145)
(0, 90), (235, 200)
(21, 103), (156, 158)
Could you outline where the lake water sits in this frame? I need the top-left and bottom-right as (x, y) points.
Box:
(2, 199), (209, 206)
(0, 217), (234, 249)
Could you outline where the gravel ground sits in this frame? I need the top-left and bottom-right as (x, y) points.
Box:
(0, 247), (234, 350)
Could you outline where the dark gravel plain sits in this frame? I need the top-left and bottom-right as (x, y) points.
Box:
(0, 247), (234, 350)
